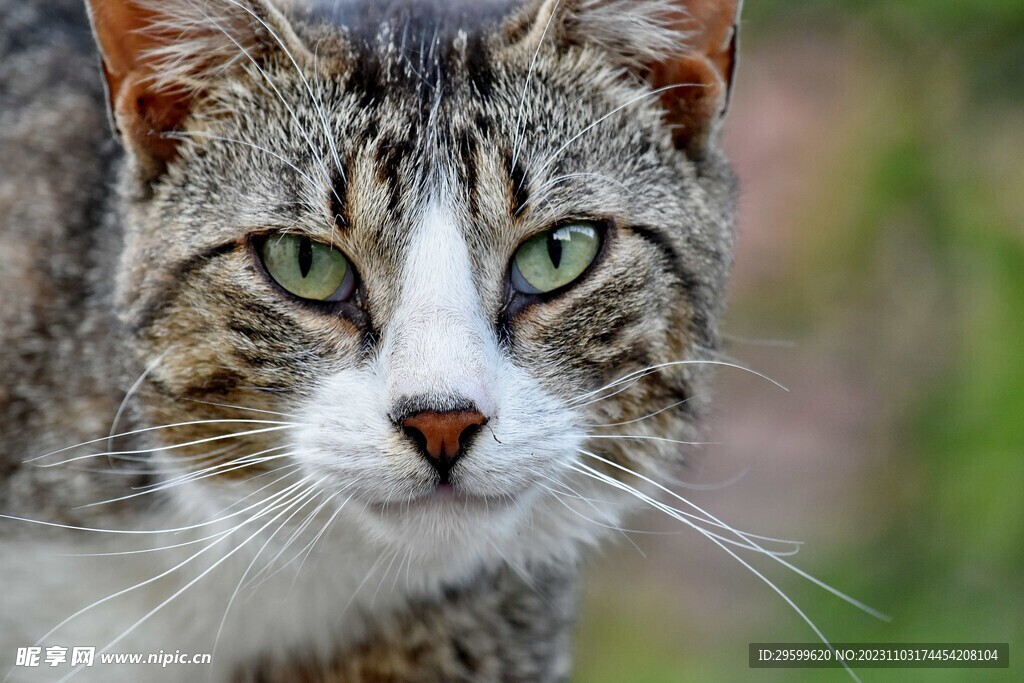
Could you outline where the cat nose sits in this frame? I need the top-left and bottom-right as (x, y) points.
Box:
(400, 409), (487, 482)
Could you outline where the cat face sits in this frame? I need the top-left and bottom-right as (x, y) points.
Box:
(91, 0), (739, 572)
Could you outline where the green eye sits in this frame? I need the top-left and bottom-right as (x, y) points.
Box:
(258, 234), (354, 302)
(511, 223), (602, 294)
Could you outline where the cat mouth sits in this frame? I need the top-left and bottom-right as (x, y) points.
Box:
(368, 484), (516, 516)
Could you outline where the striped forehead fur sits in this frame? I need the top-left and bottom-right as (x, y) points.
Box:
(128, 0), (695, 96)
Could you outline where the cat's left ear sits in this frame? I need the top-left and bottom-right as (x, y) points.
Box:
(86, 0), (307, 180)
(514, 0), (742, 159)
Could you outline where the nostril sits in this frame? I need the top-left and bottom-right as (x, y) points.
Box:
(457, 423), (482, 452)
(402, 424), (429, 455)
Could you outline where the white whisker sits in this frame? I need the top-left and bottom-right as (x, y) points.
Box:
(53, 479), (327, 683)
(0, 473), (311, 537)
(25, 419), (303, 463)
(572, 359), (788, 408)
(518, 171), (640, 216)
(584, 397), (696, 428)
(34, 426), (299, 468)
(586, 434), (712, 446)
(370, 548), (402, 608)
(105, 349), (172, 461)
(212, 483), (326, 660)
(74, 447), (298, 508)
(568, 462), (800, 557)
(574, 451), (887, 622)
(333, 549), (390, 630)
(575, 451), (802, 548)
(165, 131), (323, 199)
(179, 397), (300, 419)
(61, 469), (305, 557)
(32, 477), (316, 649)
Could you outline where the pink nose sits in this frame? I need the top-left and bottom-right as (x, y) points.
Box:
(401, 410), (487, 479)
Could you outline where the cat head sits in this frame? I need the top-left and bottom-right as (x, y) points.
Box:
(88, 0), (740, 576)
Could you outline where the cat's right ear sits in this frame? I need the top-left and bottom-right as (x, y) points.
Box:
(86, 0), (307, 180)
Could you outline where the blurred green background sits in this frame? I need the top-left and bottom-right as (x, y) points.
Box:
(574, 2), (1023, 681)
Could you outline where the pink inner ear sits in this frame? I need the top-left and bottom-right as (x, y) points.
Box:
(649, 54), (726, 152)
(675, 0), (740, 82)
(646, 0), (740, 154)
(89, 1), (191, 171)
(113, 73), (194, 166)
(89, 0), (164, 78)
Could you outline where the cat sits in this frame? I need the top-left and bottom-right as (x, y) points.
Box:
(0, 0), (741, 680)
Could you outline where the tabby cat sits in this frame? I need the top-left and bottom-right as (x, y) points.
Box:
(0, 0), (741, 680)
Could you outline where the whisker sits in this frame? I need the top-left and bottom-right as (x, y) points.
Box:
(289, 494), (354, 583)
(179, 396), (301, 419)
(333, 549), (390, 629)
(571, 359), (788, 408)
(575, 452), (887, 621)
(370, 548), (402, 608)
(212, 483), (326, 659)
(25, 419), (303, 463)
(279, 490), (359, 594)
(663, 466), (752, 493)
(175, 0), (338, 207)
(32, 476), (316, 648)
(584, 397), (696, 428)
(537, 483), (644, 555)
(487, 538), (539, 589)
(563, 465), (871, 678)
(136, 445), (293, 484)
(535, 470), (642, 541)
(568, 462), (800, 557)
(34, 426), (299, 468)
(74, 448), (298, 508)
(61, 468), (305, 557)
(585, 434), (713, 447)
(164, 131), (323, 199)
(574, 451), (802, 548)
(517, 171), (641, 216)
(211, 463), (305, 511)
(537, 476), (686, 536)
(53, 479), (327, 683)
(0, 473), (314, 537)
(392, 546), (413, 593)
(105, 349), (172, 461)
(244, 485), (352, 591)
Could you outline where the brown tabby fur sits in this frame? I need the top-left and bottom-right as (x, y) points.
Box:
(1, 0), (739, 679)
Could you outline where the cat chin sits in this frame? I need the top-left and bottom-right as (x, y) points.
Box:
(364, 484), (523, 520)
(344, 485), (541, 564)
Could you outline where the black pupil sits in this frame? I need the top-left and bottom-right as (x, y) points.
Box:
(546, 232), (563, 269)
(298, 236), (313, 278)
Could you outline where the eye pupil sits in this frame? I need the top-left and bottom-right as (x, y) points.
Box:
(298, 236), (313, 278)
(546, 232), (563, 269)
